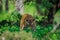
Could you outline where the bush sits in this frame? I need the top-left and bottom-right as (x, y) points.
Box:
(0, 31), (35, 40)
(32, 25), (53, 39)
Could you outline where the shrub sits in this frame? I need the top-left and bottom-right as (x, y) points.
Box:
(0, 31), (35, 40)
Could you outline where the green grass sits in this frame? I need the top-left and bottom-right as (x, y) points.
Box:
(0, 12), (11, 22)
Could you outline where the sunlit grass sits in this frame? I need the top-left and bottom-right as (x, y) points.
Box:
(0, 31), (36, 40)
(0, 12), (11, 22)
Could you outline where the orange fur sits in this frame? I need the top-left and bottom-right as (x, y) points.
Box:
(20, 14), (36, 30)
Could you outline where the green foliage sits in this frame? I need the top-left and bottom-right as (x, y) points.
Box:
(0, 11), (10, 22)
(0, 24), (60, 40)
(0, 24), (20, 33)
(49, 29), (60, 40)
(9, 0), (15, 11)
(0, 0), (60, 40)
(41, 0), (53, 9)
(0, 10), (21, 33)
(24, 1), (37, 16)
(38, 5), (49, 16)
(36, 15), (44, 22)
(51, 34), (58, 40)
(33, 25), (53, 38)
(9, 10), (21, 22)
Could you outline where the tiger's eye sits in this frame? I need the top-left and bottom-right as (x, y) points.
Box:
(26, 20), (28, 21)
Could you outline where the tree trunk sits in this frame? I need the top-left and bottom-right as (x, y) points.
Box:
(5, 0), (9, 11)
(15, 0), (24, 15)
(47, 7), (54, 24)
(0, 0), (2, 12)
(48, 0), (60, 24)
(48, 0), (60, 33)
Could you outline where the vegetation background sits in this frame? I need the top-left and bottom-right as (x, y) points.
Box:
(0, 0), (60, 40)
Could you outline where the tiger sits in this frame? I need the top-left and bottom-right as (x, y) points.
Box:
(20, 14), (36, 31)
